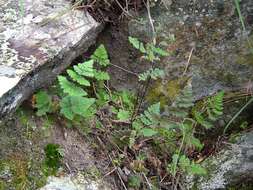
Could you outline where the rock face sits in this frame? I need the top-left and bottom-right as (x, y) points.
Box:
(40, 174), (112, 190)
(186, 131), (253, 190)
(0, 0), (103, 118)
(127, 0), (253, 101)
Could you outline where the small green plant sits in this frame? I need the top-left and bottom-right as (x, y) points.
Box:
(35, 91), (53, 116)
(44, 144), (63, 173)
(128, 175), (142, 188)
(57, 45), (110, 120)
(35, 45), (110, 121)
(34, 37), (226, 189)
(129, 36), (168, 81)
(129, 84), (224, 183)
(193, 91), (224, 129)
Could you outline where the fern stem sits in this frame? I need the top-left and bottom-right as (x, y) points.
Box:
(234, 0), (246, 31)
(223, 97), (253, 134)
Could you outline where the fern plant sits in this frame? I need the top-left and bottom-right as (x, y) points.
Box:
(128, 36), (168, 81)
(35, 45), (111, 120)
(129, 84), (224, 179)
(57, 45), (110, 120)
(193, 91), (224, 129)
(35, 91), (53, 116)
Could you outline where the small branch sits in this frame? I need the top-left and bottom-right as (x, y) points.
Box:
(142, 172), (153, 189)
(145, 0), (156, 44)
(111, 63), (139, 77)
(114, 0), (133, 18)
(111, 119), (131, 125)
(108, 154), (128, 190)
(183, 47), (194, 75)
(223, 97), (253, 134)
(104, 168), (117, 177)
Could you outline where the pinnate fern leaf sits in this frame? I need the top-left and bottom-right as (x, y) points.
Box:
(60, 96), (95, 120)
(73, 60), (94, 77)
(58, 76), (87, 96)
(208, 91), (224, 119)
(67, 69), (90, 86)
(128, 36), (146, 53)
(193, 91), (224, 129)
(91, 44), (110, 66)
(94, 71), (110, 81)
(138, 68), (165, 81)
(35, 91), (53, 116)
(167, 85), (194, 118)
(140, 102), (160, 126)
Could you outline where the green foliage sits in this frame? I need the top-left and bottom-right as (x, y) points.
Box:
(128, 36), (168, 82)
(73, 60), (94, 78)
(138, 68), (165, 81)
(234, 0), (246, 31)
(35, 45), (111, 121)
(167, 84), (194, 118)
(35, 91), (53, 116)
(56, 45), (110, 120)
(117, 109), (130, 121)
(168, 154), (206, 176)
(129, 85), (223, 180)
(94, 70), (110, 81)
(67, 69), (90, 86)
(44, 144), (63, 172)
(91, 44), (110, 66)
(140, 128), (158, 137)
(58, 76), (87, 97)
(128, 175), (142, 188)
(128, 36), (146, 54)
(60, 96), (95, 120)
(193, 91), (224, 129)
(33, 36), (228, 188)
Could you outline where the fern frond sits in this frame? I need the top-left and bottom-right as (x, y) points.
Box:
(193, 110), (213, 129)
(58, 76), (87, 96)
(128, 36), (146, 53)
(73, 60), (94, 78)
(193, 91), (224, 129)
(173, 85), (194, 109)
(60, 96), (95, 120)
(206, 91), (224, 122)
(167, 85), (194, 119)
(150, 44), (169, 56)
(91, 44), (110, 66)
(94, 70), (110, 81)
(140, 102), (161, 126)
(67, 69), (90, 86)
(138, 68), (165, 81)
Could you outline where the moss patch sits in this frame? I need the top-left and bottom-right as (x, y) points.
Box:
(147, 78), (188, 106)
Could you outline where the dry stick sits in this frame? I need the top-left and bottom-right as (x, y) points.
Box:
(104, 168), (117, 177)
(145, 0), (156, 44)
(131, 0), (157, 123)
(114, 0), (133, 17)
(142, 172), (153, 189)
(223, 97), (253, 134)
(110, 63), (139, 77)
(108, 154), (128, 190)
(183, 47), (194, 75)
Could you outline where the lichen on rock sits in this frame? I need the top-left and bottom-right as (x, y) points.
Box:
(0, 0), (103, 118)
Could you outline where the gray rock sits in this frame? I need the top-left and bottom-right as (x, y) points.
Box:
(128, 0), (253, 101)
(40, 174), (112, 190)
(186, 131), (253, 189)
(0, 0), (103, 118)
